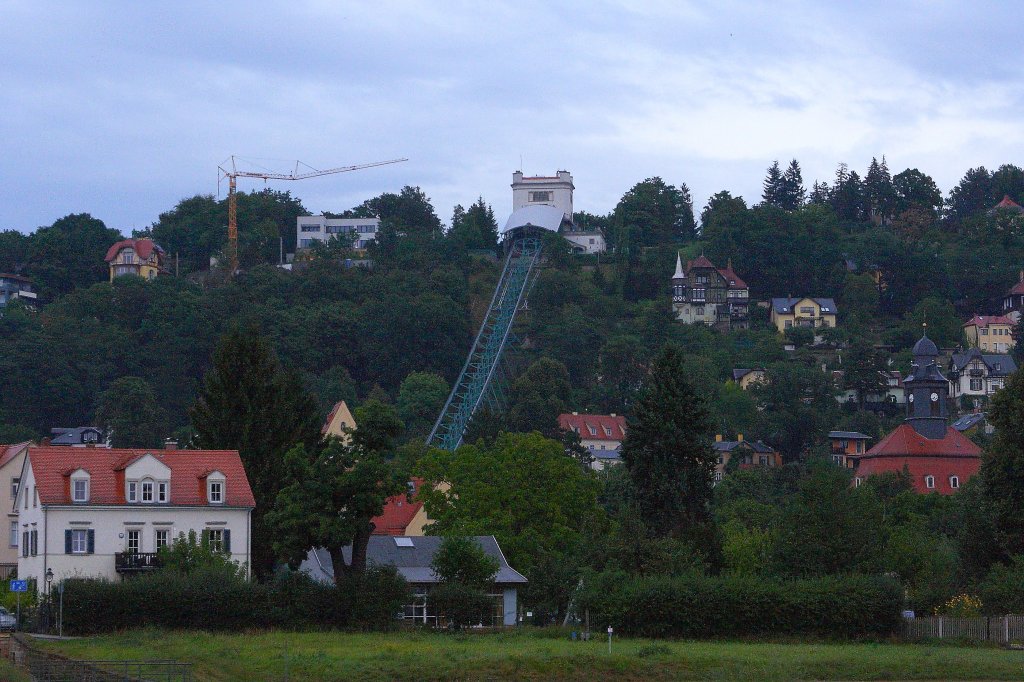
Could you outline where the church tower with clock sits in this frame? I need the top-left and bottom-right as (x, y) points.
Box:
(904, 330), (950, 439)
(849, 330), (981, 494)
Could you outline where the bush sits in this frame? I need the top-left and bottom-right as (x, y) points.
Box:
(59, 565), (409, 635)
(575, 570), (901, 639)
(979, 556), (1024, 615)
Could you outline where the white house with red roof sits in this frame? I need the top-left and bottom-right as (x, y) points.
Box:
(558, 412), (627, 470)
(0, 442), (31, 577)
(15, 446), (255, 584)
(671, 253), (750, 330)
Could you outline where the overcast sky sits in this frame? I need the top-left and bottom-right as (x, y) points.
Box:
(2, 1), (1021, 235)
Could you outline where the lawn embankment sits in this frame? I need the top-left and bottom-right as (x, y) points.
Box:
(33, 628), (1024, 681)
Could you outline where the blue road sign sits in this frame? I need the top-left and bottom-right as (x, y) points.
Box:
(9, 580), (27, 592)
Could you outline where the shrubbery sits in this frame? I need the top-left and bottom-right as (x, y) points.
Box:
(58, 566), (409, 635)
(575, 571), (902, 639)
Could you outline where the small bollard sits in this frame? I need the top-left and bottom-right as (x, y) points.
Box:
(607, 626), (613, 654)
(571, 631), (577, 641)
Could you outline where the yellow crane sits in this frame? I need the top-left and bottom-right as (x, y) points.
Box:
(217, 156), (408, 273)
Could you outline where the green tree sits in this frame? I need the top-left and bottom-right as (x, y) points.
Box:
(27, 213), (123, 298)
(893, 168), (942, 218)
(753, 361), (837, 459)
(350, 186), (443, 236)
(269, 427), (406, 583)
(189, 326), (322, 579)
(397, 372), (450, 440)
(772, 462), (885, 576)
(95, 376), (168, 448)
(864, 156), (895, 224)
(780, 159), (806, 210)
(611, 177), (696, 250)
(981, 371), (1024, 556)
(431, 536), (499, 589)
(506, 357), (573, 436)
(621, 344), (715, 536)
(449, 197), (498, 250)
(762, 160), (785, 207)
(842, 340), (891, 408)
(417, 432), (603, 616)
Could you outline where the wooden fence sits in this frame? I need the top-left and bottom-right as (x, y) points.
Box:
(903, 615), (1024, 643)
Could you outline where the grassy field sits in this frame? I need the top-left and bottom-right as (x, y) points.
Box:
(26, 628), (1024, 681)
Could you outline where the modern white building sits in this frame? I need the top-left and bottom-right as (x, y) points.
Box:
(511, 171), (574, 222)
(15, 446), (255, 585)
(562, 230), (607, 255)
(296, 216), (381, 250)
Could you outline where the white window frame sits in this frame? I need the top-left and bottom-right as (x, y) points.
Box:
(10, 477), (18, 499)
(208, 479), (224, 504)
(72, 477), (89, 503)
(127, 481), (138, 503)
(126, 529), (141, 554)
(71, 529), (88, 554)
(208, 529), (223, 552)
(155, 529), (169, 551)
(157, 481), (168, 503)
(141, 479), (154, 503)
(950, 475), (960, 489)
(925, 475), (935, 489)
(9, 521), (17, 548)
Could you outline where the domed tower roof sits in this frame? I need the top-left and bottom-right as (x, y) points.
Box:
(911, 333), (938, 358)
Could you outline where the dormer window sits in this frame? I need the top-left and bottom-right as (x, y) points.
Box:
(71, 471), (90, 503)
(141, 479), (154, 502)
(207, 473), (225, 504)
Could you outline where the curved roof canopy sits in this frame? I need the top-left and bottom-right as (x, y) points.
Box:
(501, 205), (565, 237)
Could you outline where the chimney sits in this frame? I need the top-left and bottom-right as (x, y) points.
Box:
(715, 434), (723, 442)
(41, 437), (51, 446)
(610, 413), (617, 417)
(572, 411), (578, 416)
(164, 438), (178, 451)
(737, 433), (744, 442)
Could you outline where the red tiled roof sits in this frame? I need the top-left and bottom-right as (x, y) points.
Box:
(104, 238), (162, 263)
(689, 254), (715, 269)
(1007, 279), (1024, 297)
(0, 442), (30, 469)
(27, 447), (255, 507)
(859, 424), (981, 459)
(963, 314), (1015, 328)
(322, 400), (346, 435)
(995, 195), (1023, 210)
(717, 263), (748, 290)
(371, 478), (423, 536)
(558, 413), (627, 442)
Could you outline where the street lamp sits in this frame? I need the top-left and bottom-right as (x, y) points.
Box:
(44, 568), (53, 595)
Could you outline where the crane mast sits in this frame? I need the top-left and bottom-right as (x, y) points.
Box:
(218, 156), (407, 274)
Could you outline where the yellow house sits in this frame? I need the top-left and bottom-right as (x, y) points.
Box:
(769, 297), (838, 333)
(731, 368), (767, 390)
(963, 315), (1016, 353)
(321, 400), (357, 443)
(104, 238), (168, 281)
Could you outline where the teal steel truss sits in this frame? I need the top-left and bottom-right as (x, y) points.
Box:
(427, 236), (542, 450)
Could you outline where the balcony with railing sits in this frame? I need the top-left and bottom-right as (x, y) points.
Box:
(115, 552), (162, 573)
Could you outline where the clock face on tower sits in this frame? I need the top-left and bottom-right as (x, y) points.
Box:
(930, 392), (939, 402)
(908, 394), (914, 403)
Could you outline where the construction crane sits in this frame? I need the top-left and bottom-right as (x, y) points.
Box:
(217, 156), (407, 273)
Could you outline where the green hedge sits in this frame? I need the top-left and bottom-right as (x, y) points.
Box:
(576, 571), (902, 639)
(58, 566), (409, 635)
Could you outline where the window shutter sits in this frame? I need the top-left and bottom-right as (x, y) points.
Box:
(23, 532), (29, 558)
(64, 530), (72, 554)
(223, 529), (231, 554)
(87, 529), (95, 554)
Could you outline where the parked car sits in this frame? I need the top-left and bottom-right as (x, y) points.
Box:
(0, 606), (15, 630)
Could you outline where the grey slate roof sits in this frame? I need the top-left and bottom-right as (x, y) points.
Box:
(828, 431), (872, 440)
(951, 413), (986, 432)
(712, 439), (775, 453)
(949, 349), (1017, 377)
(732, 368), (765, 381)
(301, 535), (528, 586)
(770, 297), (838, 315)
(49, 427), (104, 446)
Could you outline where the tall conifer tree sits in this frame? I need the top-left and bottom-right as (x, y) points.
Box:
(620, 344), (715, 537)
